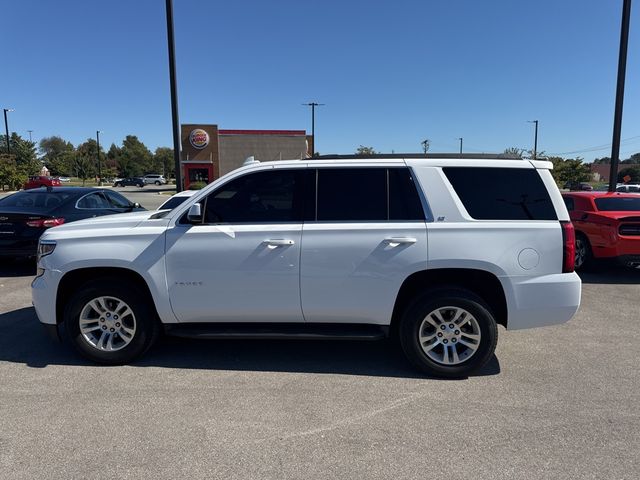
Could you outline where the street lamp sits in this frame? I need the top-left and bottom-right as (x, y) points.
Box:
(27, 130), (33, 142)
(302, 102), (324, 157)
(3, 108), (14, 154)
(96, 130), (102, 186)
(528, 120), (539, 159)
(458, 137), (463, 154)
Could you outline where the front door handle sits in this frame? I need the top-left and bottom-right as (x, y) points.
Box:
(263, 239), (295, 247)
(384, 237), (417, 246)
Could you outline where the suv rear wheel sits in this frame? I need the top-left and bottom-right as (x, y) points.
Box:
(399, 288), (497, 378)
(62, 278), (160, 364)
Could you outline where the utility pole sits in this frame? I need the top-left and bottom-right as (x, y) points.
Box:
(609, 0), (632, 192)
(528, 120), (539, 159)
(421, 139), (430, 154)
(96, 130), (102, 186)
(3, 108), (13, 154)
(303, 102), (324, 157)
(27, 130), (33, 142)
(165, 0), (183, 191)
(458, 137), (463, 154)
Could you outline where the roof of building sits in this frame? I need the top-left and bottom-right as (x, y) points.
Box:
(218, 129), (307, 136)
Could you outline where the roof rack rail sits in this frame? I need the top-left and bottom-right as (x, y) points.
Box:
(311, 153), (522, 160)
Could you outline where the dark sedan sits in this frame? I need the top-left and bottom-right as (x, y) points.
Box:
(114, 177), (145, 187)
(0, 187), (144, 258)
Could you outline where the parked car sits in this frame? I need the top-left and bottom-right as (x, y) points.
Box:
(33, 156), (580, 378)
(23, 176), (62, 190)
(143, 174), (168, 185)
(157, 190), (197, 210)
(562, 191), (640, 269)
(0, 187), (144, 258)
(113, 177), (144, 188)
(58, 177), (71, 183)
(564, 181), (593, 191)
(615, 184), (640, 193)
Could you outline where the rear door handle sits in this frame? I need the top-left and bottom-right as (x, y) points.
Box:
(384, 237), (417, 245)
(263, 239), (295, 247)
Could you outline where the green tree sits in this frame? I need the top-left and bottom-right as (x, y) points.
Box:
(593, 157), (611, 164)
(0, 154), (20, 191)
(39, 136), (75, 175)
(548, 156), (591, 185)
(355, 145), (377, 156)
(119, 135), (153, 176)
(71, 152), (95, 186)
(154, 147), (174, 178)
(617, 166), (640, 183)
(0, 133), (41, 184)
(621, 152), (640, 164)
(77, 139), (103, 180)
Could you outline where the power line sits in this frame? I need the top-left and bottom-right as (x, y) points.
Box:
(550, 134), (640, 156)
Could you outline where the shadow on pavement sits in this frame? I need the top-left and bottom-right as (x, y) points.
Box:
(579, 265), (640, 285)
(0, 259), (36, 278)
(0, 306), (500, 379)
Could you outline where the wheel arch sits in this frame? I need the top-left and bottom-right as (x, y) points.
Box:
(56, 267), (160, 325)
(391, 268), (508, 334)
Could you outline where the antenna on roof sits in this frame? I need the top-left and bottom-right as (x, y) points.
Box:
(243, 156), (260, 166)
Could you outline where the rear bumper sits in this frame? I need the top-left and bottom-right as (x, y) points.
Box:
(501, 272), (582, 330)
(592, 236), (640, 259)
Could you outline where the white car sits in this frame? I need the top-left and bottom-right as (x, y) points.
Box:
(143, 174), (167, 185)
(615, 184), (640, 193)
(157, 189), (197, 210)
(32, 156), (581, 378)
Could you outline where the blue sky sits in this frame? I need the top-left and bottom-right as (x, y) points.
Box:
(1, 0), (639, 161)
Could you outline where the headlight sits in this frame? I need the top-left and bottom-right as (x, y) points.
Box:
(37, 240), (57, 262)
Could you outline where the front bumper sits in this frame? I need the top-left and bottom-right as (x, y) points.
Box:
(31, 267), (63, 326)
(501, 272), (582, 330)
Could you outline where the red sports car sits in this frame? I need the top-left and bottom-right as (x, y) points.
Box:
(562, 191), (640, 269)
(23, 176), (62, 190)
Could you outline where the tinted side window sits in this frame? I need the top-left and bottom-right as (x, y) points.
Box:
(105, 191), (131, 208)
(443, 167), (557, 220)
(389, 168), (425, 220)
(317, 168), (386, 221)
(203, 170), (301, 223)
(77, 192), (111, 209)
(563, 197), (575, 211)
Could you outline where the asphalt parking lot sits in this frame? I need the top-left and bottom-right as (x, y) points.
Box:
(0, 188), (639, 479)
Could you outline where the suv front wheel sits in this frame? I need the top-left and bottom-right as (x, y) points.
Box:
(399, 288), (498, 378)
(62, 278), (160, 364)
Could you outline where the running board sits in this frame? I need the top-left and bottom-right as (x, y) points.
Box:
(164, 323), (388, 341)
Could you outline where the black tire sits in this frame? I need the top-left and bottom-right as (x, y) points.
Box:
(114, 182), (121, 187)
(155, 181), (161, 186)
(574, 233), (593, 271)
(399, 288), (498, 378)
(62, 278), (160, 365)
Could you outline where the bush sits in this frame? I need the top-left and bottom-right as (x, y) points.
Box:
(189, 181), (207, 190)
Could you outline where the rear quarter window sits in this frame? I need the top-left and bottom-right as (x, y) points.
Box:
(595, 197), (640, 211)
(443, 167), (557, 220)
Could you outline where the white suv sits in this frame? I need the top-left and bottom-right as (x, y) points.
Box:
(32, 157), (581, 378)
(143, 174), (167, 185)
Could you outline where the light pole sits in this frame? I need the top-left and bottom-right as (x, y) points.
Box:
(609, 0), (632, 191)
(303, 102), (324, 157)
(421, 139), (430, 154)
(458, 137), (463, 154)
(3, 108), (14, 154)
(96, 130), (102, 185)
(165, 0), (183, 191)
(27, 130), (33, 142)
(528, 120), (539, 159)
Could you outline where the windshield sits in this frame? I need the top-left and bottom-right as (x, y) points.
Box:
(0, 190), (74, 209)
(159, 196), (190, 210)
(595, 197), (640, 211)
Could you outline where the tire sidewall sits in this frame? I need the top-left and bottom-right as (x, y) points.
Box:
(62, 280), (157, 364)
(400, 289), (498, 378)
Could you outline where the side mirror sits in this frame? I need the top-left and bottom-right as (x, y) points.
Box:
(187, 203), (202, 223)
